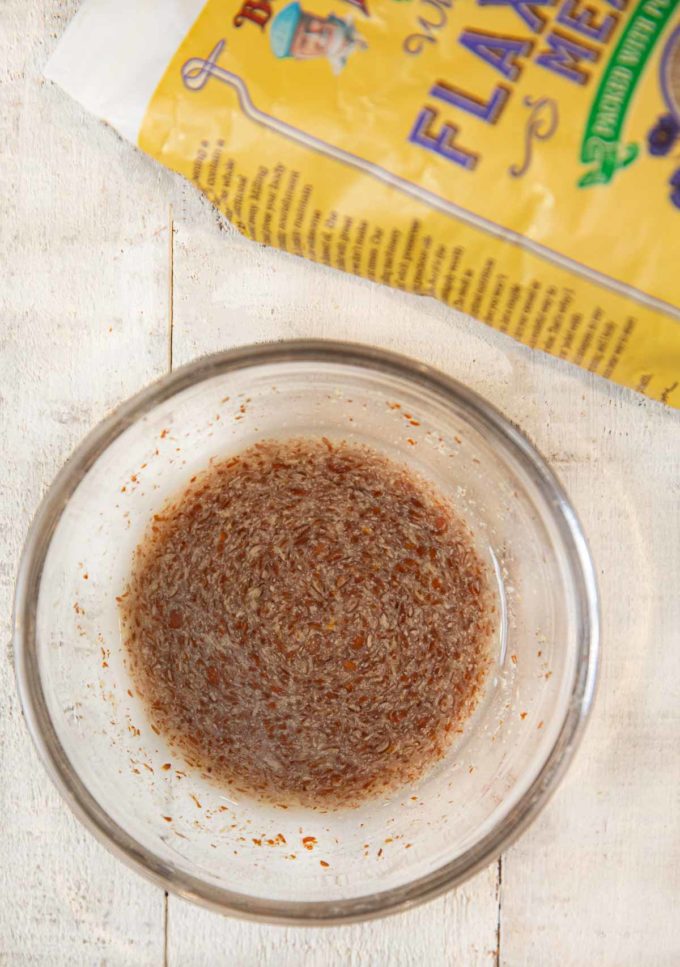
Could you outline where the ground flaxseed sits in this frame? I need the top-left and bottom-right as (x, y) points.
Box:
(120, 437), (495, 807)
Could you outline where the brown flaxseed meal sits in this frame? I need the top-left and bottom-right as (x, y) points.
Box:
(121, 438), (495, 807)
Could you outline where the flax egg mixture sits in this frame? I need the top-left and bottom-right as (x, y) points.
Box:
(120, 438), (496, 807)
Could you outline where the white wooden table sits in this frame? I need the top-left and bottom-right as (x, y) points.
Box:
(2, 2), (679, 964)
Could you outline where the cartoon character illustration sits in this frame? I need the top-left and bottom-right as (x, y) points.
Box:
(270, 1), (367, 74)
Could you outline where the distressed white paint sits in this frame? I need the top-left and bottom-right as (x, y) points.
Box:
(2, 2), (680, 964)
(0, 2), (169, 962)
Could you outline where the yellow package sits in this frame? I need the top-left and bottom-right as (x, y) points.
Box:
(47, 0), (680, 405)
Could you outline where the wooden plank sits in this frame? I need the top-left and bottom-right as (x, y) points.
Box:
(0, 1), (173, 962)
(3, 1), (680, 959)
(499, 399), (680, 965)
(168, 205), (680, 965)
(166, 871), (499, 967)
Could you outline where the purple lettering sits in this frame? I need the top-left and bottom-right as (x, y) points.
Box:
(430, 82), (509, 123)
(477, 0), (555, 35)
(408, 108), (478, 170)
(557, 0), (616, 42)
(536, 29), (598, 83)
(459, 29), (533, 80)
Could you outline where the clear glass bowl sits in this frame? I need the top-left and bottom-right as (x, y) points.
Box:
(14, 341), (598, 924)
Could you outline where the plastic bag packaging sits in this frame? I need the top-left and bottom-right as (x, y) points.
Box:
(46, 0), (680, 406)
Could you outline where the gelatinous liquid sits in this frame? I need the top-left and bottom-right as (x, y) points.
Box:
(121, 438), (495, 807)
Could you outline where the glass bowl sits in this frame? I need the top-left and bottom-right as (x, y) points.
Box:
(14, 340), (598, 924)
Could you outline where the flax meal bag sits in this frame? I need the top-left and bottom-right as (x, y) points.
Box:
(47, 0), (680, 406)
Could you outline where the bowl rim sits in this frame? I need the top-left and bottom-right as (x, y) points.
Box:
(14, 339), (599, 925)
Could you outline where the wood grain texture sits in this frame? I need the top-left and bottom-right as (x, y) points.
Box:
(1, 1), (170, 962)
(166, 872), (500, 967)
(2, 2), (680, 963)
(500, 406), (680, 966)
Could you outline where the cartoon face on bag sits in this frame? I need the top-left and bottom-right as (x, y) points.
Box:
(270, 2), (367, 74)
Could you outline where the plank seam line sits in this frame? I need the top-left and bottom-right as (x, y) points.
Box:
(168, 205), (174, 373)
(496, 855), (503, 967)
